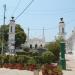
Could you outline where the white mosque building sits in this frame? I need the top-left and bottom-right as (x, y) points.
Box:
(24, 28), (45, 49)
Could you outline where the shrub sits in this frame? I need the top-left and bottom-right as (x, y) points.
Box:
(28, 57), (36, 65)
(42, 51), (54, 64)
(41, 64), (62, 75)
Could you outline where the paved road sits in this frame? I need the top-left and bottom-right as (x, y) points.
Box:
(63, 54), (75, 75)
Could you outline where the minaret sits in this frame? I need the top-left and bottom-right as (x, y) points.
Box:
(41, 27), (45, 47)
(25, 28), (30, 47)
(59, 18), (65, 40)
(8, 17), (16, 54)
(42, 27), (45, 42)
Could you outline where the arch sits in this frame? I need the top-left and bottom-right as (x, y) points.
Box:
(40, 44), (42, 47)
(35, 44), (37, 48)
(30, 44), (32, 49)
(62, 27), (64, 33)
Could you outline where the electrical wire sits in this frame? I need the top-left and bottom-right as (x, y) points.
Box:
(11, 0), (21, 17)
(15, 0), (34, 20)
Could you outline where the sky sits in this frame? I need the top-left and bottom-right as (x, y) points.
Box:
(0, 0), (75, 42)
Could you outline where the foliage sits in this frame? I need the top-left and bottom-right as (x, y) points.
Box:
(17, 55), (25, 64)
(0, 24), (26, 49)
(9, 55), (16, 64)
(16, 52), (27, 55)
(46, 42), (60, 62)
(42, 64), (62, 75)
(42, 51), (54, 64)
(3, 55), (9, 63)
(15, 24), (26, 47)
(23, 47), (30, 52)
(28, 57), (37, 65)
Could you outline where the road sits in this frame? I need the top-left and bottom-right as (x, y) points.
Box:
(63, 53), (75, 75)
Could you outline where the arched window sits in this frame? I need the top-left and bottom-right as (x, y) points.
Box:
(10, 26), (12, 32)
(35, 44), (37, 48)
(30, 44), (32, 49)
(62, 27), (64, 33)
(40, 44), (42, 47)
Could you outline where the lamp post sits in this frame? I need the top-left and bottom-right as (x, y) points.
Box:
(60, 41), (66, 70)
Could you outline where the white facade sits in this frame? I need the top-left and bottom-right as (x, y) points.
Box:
(25, 38), (45, 49)
(24, 27), (45, 49)
(8, 17), (16, 54)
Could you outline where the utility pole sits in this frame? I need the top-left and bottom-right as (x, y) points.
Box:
(1, 4), (6, 66)
(1, 4), (6, 55)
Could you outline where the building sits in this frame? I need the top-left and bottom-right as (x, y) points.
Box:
(26, 38), (45, 49)
(24, 28), (45, 49)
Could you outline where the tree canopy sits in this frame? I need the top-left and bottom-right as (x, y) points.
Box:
(0, 24), (26, 49)
(45, 41), (60, 63)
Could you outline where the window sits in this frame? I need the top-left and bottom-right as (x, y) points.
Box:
(30, 44), (32, 49)
(40, 44), (42, 47)
(35, 44), (37, 48)
(10, 26), (12, 32)
(62, 27), (64, 33)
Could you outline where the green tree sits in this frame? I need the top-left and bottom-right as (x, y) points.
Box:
(42, 51), (54, 64)
(0, 24), (26, 48)
(28, 57), (37, 65)
(15, 24), (26, 47)
(46, 42), (60, 62)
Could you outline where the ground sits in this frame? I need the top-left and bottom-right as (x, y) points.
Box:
(63, 53), (75, 75)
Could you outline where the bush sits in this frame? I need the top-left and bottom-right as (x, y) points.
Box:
(16, 55), (30, 64)
(42, 64), (62, 75)
(45, 42), (60, 62)
(3, 55), (9, 63)
(42, 51), (54, 64)
(28, 57), (36, 65)
(23, 47), (30, 52)
(9, 56), (14, 63)
(16, 52), (26, 55)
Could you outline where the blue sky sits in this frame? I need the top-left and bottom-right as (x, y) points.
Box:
(0, 0), (75, 42)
